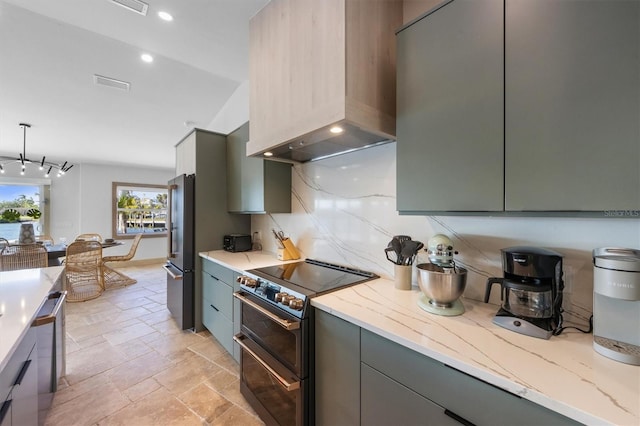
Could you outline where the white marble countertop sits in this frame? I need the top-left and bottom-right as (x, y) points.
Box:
(312, 278), (640, 426)
(199, 250), (300, 273)
(0, 266), (64, 372)
(197, 251), (639, 426)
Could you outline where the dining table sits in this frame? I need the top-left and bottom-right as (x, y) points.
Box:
(45, 241), (123, 266)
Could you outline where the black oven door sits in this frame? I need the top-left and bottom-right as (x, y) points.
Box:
(233, 291), (307, 378)
(234, 333), (308, 426)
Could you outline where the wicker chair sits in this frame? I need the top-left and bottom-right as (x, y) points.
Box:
(0, 238), (10, 249)
(102, 234), (142, 289)
(75, 233), (103, 242)
(0, 244), (48, 271)
(64, 241), (104, 302)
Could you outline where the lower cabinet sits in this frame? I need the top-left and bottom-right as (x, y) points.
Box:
(201, 258), (241, 362)
(361, 363), (459, 426)
(315, 310), (580, 426)
(0, 328), (38, 426)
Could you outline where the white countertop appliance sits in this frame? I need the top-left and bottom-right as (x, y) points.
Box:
(485, 247), (564, 340)
(592, 247), (640, 365)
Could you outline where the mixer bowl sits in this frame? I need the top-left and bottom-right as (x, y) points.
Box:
(417, 263), (467, 307)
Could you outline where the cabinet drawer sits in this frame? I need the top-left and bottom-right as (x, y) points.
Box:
(202, 299), (234, 355)
(361, 363), (460, 426)
(202, 260), (234, 285)
(361, 329), (579, 426)
(202, 272), (232, 320)
(0, 328), (36, 402)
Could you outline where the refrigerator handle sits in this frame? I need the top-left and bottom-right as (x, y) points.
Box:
(163, 263), (183, 279)
(167, 183), (177, 259)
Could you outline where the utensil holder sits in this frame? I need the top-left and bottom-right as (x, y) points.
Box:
(394, 264), (412, 290)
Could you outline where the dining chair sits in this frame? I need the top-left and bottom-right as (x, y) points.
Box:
(0, 243), (48, 271)
(75, 233), (103, 242)
(0, 238), (10, 249)
(102, 233), (142, 289)
(64, 240), (104, 302)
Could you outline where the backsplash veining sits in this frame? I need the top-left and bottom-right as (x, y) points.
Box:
(252, 143), (640, 326)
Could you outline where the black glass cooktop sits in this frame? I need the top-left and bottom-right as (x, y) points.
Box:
(249, 259), (378, 296)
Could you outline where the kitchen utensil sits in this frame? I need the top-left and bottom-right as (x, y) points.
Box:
(417, 263), (467, 308)
(385, 247), (399, 265)
(400, 240), (424, 265)
(484, 247), (564, 340)
(272, 229), (285, 248)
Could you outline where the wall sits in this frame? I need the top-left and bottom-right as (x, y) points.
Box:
(30, 162), (174, 260)
(206, 81), (250, 135)
(252, 142), (640, 327)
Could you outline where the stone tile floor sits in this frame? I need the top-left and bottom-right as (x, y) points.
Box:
(45, 262), (264, 426)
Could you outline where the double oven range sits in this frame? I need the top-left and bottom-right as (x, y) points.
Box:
(234, 259), (378, 426)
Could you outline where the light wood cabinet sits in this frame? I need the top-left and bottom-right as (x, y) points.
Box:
(247, 0), (402, 158)
(227, 122), (292, 214)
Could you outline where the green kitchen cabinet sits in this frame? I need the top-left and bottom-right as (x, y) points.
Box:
(360, 328), (579, 426)
(396, 0), (504, 213)
(504, 0), (639, 211)
(315, 311), (579, 426)
(202, 258), (235, 357)
(397, 0), (639, 214)
(315, 309), (360, 426)
(227, 122), (292, 214)
(175, 129), (250, 332)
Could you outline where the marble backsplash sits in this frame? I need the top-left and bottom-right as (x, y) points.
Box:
(252, 142), (640, 327)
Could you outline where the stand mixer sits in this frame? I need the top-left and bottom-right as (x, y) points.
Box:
(417, 234), (467, 316)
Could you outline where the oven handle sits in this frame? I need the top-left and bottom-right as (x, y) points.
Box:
(233, 292), (300, 331)
(233, 334), (301, 392)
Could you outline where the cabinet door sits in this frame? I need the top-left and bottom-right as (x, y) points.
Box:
(505, 0), (640, 211)
(397, 0), (504, 212)
(227, 122), (292, 214)
(315, 310), (360, 426)
(361, 363), (461, 426)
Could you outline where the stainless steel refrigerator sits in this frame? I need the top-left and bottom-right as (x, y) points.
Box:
(164, 174), (195, 330)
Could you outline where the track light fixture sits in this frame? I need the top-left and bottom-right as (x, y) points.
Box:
(0, 123), (73, 177)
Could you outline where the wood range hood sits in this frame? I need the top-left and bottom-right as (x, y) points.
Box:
(247, 0), (403, 163)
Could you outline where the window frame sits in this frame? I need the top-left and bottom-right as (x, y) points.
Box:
(112, 182), (168, 239)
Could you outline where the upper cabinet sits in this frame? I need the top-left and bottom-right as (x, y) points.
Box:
(227, 122), (292, 214)
(247, 0), (403, 162)
(397, 0), (639, 215)
(396, 0), (504, 212)
(504, 0), (639, 211)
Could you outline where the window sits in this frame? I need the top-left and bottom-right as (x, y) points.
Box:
(0, 179), (49, 242)
(112, 182), (168, 238)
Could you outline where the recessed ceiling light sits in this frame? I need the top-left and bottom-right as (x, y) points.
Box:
(158, 11), (173, 21)
(141, 53), (153, 63)
(263, 152), (273, 157)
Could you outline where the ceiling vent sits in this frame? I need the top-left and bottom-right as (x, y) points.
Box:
(110, 0), (148, 16)
(93, 74), (131, 92)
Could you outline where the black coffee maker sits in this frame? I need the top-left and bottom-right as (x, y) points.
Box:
(484, 247), (564, 339)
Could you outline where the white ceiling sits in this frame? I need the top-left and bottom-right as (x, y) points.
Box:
(0, 0), (269, 171)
